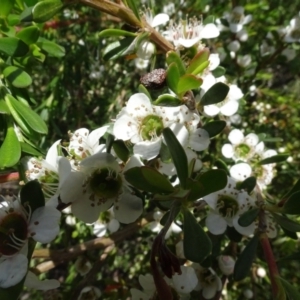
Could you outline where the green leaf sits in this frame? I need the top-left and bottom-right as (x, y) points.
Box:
(282, 191), (300, 215)
(3, 66), (32, 88)
(112, 140), (129, 162)
(202, 120), (226, 138)
(238, 208), (259, 227)
(0, 100), (10, 114)
(20, 180), (45, 212)
(258, 154), (289, 165)
(0, 0), (15, 17)
(200, 82), (229, 106)
(125, 0), (141, 21)
(284, 179), (300, 200)
(103, 37), (136, 61)
(98, 29), (137, 38)
(238, 176), (257, 193)
(20, 142), (42, 156)
(281, 227), (298, 240)
(124, 167), (175, 194)
(37, 38), (65, 58)
(195, 169), (228, 194)
(186, 48), (210, 74)
(177, 75), (203, 94)
(0, 37), (29, 57)
(7, 14), (20, 26)
(5, 94), (48, 134)
(183, 209), (211, 263)
(32, 0), (63, 23)
(272, 213), (300, 232)
(0, 278), (25, 300)
(163, 128), (188, 189)
(211, 66), (226, 78)
(234, 234), (259, 281)
(166, 63), (180, 94)
(191, 61), (210, 76)
(16, 25), (40, 45)
(166, 51), (186, 76)
(0, 124), (21, 169)
(277, 277), (300, 299)
(214, 159), (230, 175)
(138, 84), (152, 101)
(153, 94), (182, 106)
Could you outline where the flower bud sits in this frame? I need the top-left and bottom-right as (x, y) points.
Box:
(218, 255), (235, 275)
(137, 41), (155, 60)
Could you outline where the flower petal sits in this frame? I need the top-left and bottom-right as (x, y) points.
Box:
(201, 23), (220, 38)
(151, 13), (169, 27)
(133, 139), (161, 160)
(25, 271), (60, 290)
(206, 212), (227, 235)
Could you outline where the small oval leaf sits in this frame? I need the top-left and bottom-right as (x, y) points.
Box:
(282, 191), (300, 215)
(177, 74), (203, 94)
(0, 37), (29, 57)
(32, 0), (63, 23)
(238, 208), (259, 227)
(16, 25), (40, 45)
(202, 120), (226, 138)
(153, 94), (182, 107)
(258, 154), (289, 165)
(183, 209), (212, 263)
(200, 82), (230, 106)
(166, 63), (180, 94)
(166, 51), (186, 76)
(234, 234), (259, 281)
(3, 66), (32, 88)
(98, 29), (137, 38)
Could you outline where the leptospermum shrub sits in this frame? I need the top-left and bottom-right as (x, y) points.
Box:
(1, 0), (300, 299)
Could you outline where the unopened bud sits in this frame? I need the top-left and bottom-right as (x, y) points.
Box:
(243, 289), (254, 299)
(137, 40), (155, 60)
(218, 255), (235, 275)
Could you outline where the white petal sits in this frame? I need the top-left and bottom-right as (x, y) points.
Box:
(25, 271), (60, 290)
(178, 37), (201, 48)
(57, 157), (72, 186)
(201, 24), (220, 39)
(72, 198), (114, 223)
(205, 213), (227, 235)
(0, 254), (28, 288)
(107, 218), (120, 233)
(245, 133), (259, 147)
(230, 163), (252, 181)
(123, 154), (144, 172)
(93, 222), (107, 237)
(29, 206), (61, 243)
(204, 105), (220, 117)
(222, 144), (234, 159)
(133, 139), (161, 160)
(151, 13), (169, 27)
(113, 193), (143, 224)
(189, 128), (210, 151)
(228, 129), (244, 144)
(113, 115), (139, 141)
(220, 100), (239, 116)
(81, 152), (120, 172)
(126, 93), (152, 116)
(139, 274), (156, 292)
(229, 23), (243, 33)
(131, 288), (151, 300)
(45, 139), (61, 167)
(172, 266), (198, 294)
(88, 125), (109, 151)
(169, 123), (189, 147)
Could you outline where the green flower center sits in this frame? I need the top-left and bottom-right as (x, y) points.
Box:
(216, 195), (239, 218)
(0, 212), (27, 256)
(140, 115), (164, 141)
(235, 143), (251, 159)
(40, 170), (59, 199)
(89, 168), (122, 199)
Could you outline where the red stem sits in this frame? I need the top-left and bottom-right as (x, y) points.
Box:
(0, 172), (19, 183)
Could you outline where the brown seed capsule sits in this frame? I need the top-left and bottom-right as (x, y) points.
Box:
(140, 68), (167, 90)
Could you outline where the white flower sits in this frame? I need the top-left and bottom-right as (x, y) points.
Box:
(78, 286), (102, 300)
(284, 16), (300, 42)
(222, 129), (261, 161)
(131, 274), (156, 300)
(225, 6), (252, 33)
(218, 255), (235, 275)
(193, 266), (222, 299)
(74, 256), (92, 276)
(24, 271), (60, 290)
(137, 41), (156, 60)
(227, 40), (240, 52)
(0, 199), (61, 288)
(92, 209), (120, 237)
(59, 152), (143, 224)
(164, 17), (219, 49)
(237, 54), (252, 67)
(68, 126), (108, 165)
(172, 265), (198, 294)
(204, 177), (256, 236)
(23, 140), (62, 200)
(143, 9), (169, 28)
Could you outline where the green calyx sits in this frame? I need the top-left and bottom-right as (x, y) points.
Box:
(216, 195), (239, 218)
(140, 115), (164, 141)
(0, 212), (27, 256)
(90, 168), (122, 199)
